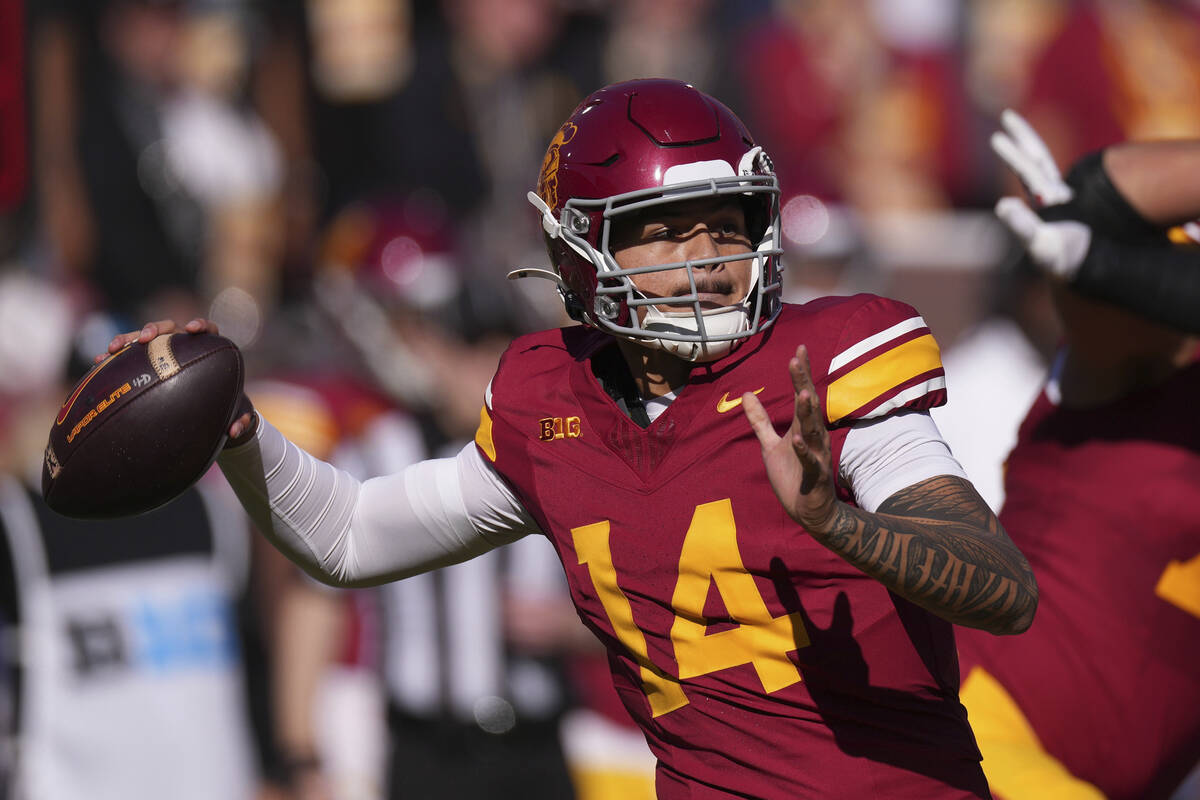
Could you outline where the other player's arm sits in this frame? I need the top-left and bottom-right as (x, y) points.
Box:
(1101, 139), (1200, 227)
(107, 321), (539, 588)
(742, 346), (1038, 636)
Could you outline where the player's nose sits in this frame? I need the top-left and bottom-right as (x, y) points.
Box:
(682, 225), (724, 266)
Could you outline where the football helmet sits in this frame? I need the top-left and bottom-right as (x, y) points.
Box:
(515, 78), (784, 362)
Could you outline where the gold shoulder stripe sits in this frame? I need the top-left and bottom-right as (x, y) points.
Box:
(147, 334), (181, 380)
(826, 334), (941, 423)
(829, 315), (927, 373)
(475, 404), (497, 462)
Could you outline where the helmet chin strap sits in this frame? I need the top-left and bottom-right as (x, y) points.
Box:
(639, 303), (750, 362)
(634, 259), (761, 362)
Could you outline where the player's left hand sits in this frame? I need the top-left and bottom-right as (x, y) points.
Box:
(742, 345), (839, 533)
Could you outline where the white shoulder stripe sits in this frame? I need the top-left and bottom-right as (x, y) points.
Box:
(856, 376), (947, 420)
(484, 378), (494, 410)
(829, 315), (927, 373)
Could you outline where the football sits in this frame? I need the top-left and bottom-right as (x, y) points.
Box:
(42, 332), (244, 519)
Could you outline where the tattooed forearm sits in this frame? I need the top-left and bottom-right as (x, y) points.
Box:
(812, 475), (1038, 635)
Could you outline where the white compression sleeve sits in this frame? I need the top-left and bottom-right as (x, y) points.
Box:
(217, 418), (536, 587)
(839, 410), (968, 513)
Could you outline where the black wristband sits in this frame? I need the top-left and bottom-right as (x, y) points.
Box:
(1073, 235), (1200, 333)
(1044, 150), (1165, 243)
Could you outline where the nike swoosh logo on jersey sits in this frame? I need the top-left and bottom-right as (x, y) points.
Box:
(716, 388), (764, 413)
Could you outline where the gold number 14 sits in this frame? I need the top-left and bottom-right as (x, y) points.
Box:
(572, 499), (809, 718)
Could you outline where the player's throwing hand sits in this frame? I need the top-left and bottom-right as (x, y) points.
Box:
(103, 317), (256, 442)
(742, 345), (838, 533)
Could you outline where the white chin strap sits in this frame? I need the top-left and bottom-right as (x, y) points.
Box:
(640, 302), (751, 362)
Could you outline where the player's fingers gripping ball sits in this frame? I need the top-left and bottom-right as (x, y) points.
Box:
(42, 331), (244, 519)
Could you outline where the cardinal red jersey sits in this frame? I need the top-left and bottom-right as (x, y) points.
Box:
(957, 357), (1200, 800)
(476, 296), (990, 799)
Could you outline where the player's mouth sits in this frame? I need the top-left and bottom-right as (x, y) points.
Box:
(693, 296), (732, 309)
(678, 279), (737, 308)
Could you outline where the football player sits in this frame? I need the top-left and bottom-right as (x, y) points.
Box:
(956, 112), (1200, 799)
(115, 79), (1037, 798)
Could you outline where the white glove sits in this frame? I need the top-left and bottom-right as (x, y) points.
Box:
(994, 197), (1092, 281)
(991, 109), (1073, 206)
(991, 109), (1091, 281)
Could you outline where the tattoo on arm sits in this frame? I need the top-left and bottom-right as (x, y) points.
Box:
(816, 475), (1038, 634)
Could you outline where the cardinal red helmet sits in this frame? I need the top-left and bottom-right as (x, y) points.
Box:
(518, 78), (783, 361)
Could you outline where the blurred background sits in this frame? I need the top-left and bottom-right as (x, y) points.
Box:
(2, 0), (1200, 798)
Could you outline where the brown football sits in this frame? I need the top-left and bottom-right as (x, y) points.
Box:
(42, 332), (244, 519)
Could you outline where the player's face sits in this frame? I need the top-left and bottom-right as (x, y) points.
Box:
(611, 198), (755, 313)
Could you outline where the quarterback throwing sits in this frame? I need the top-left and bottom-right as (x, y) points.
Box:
(115, 79), (1036, 799)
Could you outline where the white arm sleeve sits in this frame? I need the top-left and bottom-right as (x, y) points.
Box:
(217, 418), (539, 587)
(839, 410), (968, 513)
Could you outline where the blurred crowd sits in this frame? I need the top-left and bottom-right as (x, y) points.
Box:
(2, 0), (1200, 798)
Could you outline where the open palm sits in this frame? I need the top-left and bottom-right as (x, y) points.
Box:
(742, 345), (839, 533)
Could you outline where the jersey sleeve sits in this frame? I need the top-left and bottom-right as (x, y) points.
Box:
(839, 411), (966, 512)
(820, 297), (947, 427)
(472, 331), (573, 468)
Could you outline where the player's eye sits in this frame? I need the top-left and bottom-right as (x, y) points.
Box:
(717, 219), (748, 238)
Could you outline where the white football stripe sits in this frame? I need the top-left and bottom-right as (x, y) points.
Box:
(829, 316), (927, 373)
(857, 376), (947, 420)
